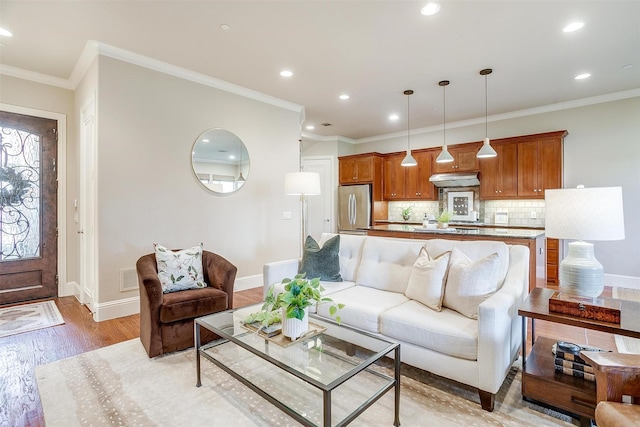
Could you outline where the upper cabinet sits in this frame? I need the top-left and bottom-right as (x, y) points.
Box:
(433, 143), (481, 173)
(383, 151), (436, 201)
(517, 131), (566, 198)
(339, 154), (379, 184)
(479, 142), (518, 199)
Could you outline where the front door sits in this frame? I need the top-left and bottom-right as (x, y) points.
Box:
(0, 111), (58, 304)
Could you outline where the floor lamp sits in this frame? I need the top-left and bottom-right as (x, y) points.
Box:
(545, 186), (625, 298)
(285, 172), (321, 255)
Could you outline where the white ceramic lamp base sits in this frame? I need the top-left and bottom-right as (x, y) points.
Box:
(558, 241), (604, 298)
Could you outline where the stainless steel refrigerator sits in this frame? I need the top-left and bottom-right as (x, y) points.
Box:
(338, 184), (371, 234)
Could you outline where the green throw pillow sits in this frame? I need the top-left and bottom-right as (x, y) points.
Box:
(298, 235), (343, 282)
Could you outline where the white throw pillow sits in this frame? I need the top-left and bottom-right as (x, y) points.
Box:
(154, 243), (206, 293)
(404, 248), (451, 311)
(442, 247), (499, 319)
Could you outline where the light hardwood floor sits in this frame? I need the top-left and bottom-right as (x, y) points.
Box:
(0, 286), (615, 427)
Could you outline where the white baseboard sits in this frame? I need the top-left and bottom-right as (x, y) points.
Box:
(92, 296), (140, 322)
(62, 281), (77, 297)
(605, 273), (640, 290)
(235, 274), (263, 291)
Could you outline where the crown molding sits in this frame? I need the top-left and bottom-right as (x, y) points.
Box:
(301, 131), (356, 144)
(355, 88), (640, 144)
(0, 63), (74, 90)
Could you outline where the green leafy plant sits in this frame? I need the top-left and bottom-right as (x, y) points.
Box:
(262, 274), (344, 323)
(401, 206), (412, 220)
(437, 210), (453, 223)
(244, 309), (282, 328)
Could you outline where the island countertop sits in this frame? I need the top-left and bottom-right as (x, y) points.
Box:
(366, 224), (545, 239)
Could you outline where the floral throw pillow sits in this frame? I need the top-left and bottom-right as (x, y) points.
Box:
(154, 243), (206, 293)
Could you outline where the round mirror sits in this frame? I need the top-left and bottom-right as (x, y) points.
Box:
(191, 128), (250, 194)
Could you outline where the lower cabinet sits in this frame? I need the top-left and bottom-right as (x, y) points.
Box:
(546, 238), (559, 285)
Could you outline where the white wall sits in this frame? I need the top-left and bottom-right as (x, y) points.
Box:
(351, 96), (640, 279)
(93, 56), (303, 305)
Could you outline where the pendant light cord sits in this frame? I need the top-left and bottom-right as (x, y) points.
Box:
(485, 74), (488, 139)
(407, 93), (411, 151)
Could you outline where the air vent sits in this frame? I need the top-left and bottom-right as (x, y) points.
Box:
(320, 123), (332, 127)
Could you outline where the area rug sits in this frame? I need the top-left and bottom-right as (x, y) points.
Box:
(612, 287), (640, 354)
(36, 339), (576, 426)
(0, 300), (64, 338)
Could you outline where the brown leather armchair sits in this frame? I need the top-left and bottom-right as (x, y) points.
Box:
(136, 250), (237, 357)
(580, 350), (640, 427)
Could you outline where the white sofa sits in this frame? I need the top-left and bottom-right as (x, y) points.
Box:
(263, 233), (529, 411)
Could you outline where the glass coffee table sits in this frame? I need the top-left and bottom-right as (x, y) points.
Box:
(195, 304), (400, 427)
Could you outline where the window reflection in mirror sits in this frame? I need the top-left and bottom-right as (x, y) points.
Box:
(191, 128), (249, 194)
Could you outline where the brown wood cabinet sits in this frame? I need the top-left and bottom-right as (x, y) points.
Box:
(517, 132), (566, 198)
(339, 154), (377, 184)
(433, 143), (481, 173)
(546, 238), (559, 285)
(479, 142), (518, 199)
(383, 151), (436, 200)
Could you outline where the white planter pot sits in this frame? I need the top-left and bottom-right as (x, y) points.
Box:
(281, 307), (309, 340)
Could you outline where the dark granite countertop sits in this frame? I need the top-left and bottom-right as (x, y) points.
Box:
(367, 224), (545, 239)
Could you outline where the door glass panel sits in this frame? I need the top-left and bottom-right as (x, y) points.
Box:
(0, 126), (41, 260)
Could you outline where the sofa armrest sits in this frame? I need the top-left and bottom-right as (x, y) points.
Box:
(202, 251), (238, 309)
(263, 259), (300, 298)
(476, 244), (530, 394)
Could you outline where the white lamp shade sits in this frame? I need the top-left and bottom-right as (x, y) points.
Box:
(477, 137), (497, 158)
(284, 172), (321, 195)
(545, 186), (625, 241)
(436, 145), (454, 163)
(401, 151), (417, 166)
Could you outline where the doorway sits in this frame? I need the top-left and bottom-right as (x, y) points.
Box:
(302, 156), (335, 241)
(0, 111), (58, 304)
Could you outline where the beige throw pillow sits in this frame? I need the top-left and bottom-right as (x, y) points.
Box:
(404, 248), (451, 311)
(442, 247), (499, 319)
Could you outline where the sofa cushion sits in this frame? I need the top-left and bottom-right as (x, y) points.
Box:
(316, 286), (409, 333)
(160, 287), (228, 323)
(404, 248), (450, 311)
(380, 300), (478, 360)
(154, 243), (206, 293)
(424, 239), (509, 287)
(356, 237), (425, 293)
(319, 233), (366, 282)
(299, 235), (342, 282)
(442, 247), (500, 319)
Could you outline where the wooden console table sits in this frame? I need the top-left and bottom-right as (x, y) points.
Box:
(518, 287), (640, 426)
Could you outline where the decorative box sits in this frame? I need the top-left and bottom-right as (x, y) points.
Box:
(548, 291), (621, 324)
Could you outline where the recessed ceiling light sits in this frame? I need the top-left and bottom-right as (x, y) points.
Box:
(220, 24), (231, 31)
(305, 125), (315, 130)
(280, 70), (293, 77)
(339, 94), (350, 100)
(0, 27), (13, 37)
(389, 114), (399, 121)
(623, 64), (633, 69)
(202, 139), (210, 143)
(229, 155), (236, 160)
(575, 73), (591, 80)
(421, 3), (440, 16)
(563, 22), (584, 33)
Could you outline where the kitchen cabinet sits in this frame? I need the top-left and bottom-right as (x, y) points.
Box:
(433, 143), (481, 173)
(479, 142), (518, 199)
(383, 151), (436, 200)
(517, 132), (566, 198)
(383, 154), (406, 199)
(339, 154), (378, 184)
(546, 238), (559, 285)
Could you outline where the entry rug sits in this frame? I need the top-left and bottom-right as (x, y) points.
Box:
(37, 339), (575, 426)
(0, 300), (64, 338)
(612, 287), (640, 354)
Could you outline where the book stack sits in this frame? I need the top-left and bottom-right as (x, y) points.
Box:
(552, 341), (608, 382)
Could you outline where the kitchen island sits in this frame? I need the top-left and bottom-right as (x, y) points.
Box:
(366, 224), (545, 291)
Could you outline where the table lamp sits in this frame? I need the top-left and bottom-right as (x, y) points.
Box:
(285, 172), (321, 255)
(545, 186), (625, 298)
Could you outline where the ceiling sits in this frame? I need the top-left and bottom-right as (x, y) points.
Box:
(0, 1), (638, 141)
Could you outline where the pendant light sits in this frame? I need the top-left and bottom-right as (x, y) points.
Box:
(401, 89), (417, 167)
(237, 140), (246, 182)
(435, 80), (454, 163)
(477, 68), (497, 158)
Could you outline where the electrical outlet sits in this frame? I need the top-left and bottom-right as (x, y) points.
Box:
(282, 211), (292, 220)
(530, 211), (537, 219)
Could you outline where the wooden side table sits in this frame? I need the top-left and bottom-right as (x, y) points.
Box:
(518, 287), (640, 426)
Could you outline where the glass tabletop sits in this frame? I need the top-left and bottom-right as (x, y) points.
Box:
(196, 304), (398, 390)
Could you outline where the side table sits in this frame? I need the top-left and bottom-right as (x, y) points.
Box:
(518, 287), (640, 427)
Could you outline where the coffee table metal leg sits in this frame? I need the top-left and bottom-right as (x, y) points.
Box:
(195, 322), (202, 387)
(323, 389), (331, 427)
(394, 345), (401, 426)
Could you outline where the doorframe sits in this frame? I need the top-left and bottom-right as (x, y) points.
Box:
(0, 103), (68, 297)
(302, 155), (336, 236)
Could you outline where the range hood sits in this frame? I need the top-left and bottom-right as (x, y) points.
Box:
(429, 172), (480, 187)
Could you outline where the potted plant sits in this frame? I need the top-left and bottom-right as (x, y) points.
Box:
(401, 206), (412, 221)
(252, 274), (344, 339)
(436, 210), (452, 229)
